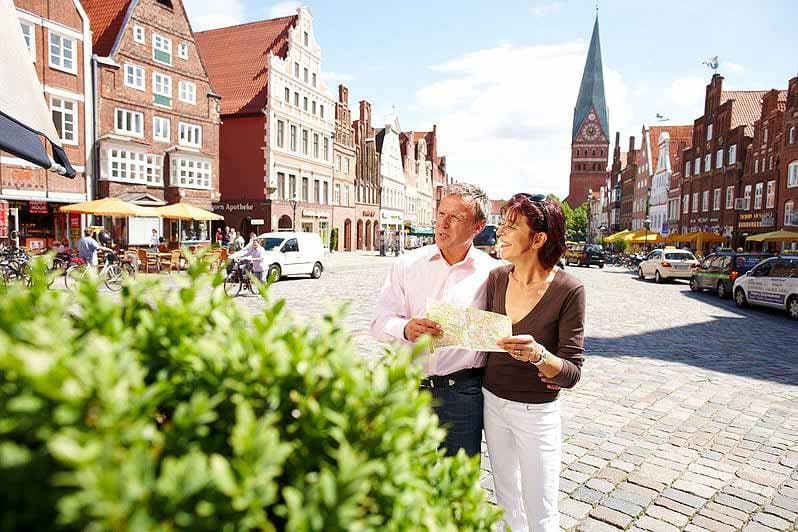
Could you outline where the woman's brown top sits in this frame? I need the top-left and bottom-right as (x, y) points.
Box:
(483, 264), (586, 403)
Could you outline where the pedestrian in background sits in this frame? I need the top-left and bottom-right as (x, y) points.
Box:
(483, 193), (586, 531)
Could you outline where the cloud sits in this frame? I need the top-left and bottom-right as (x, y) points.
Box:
(528, 2), (562, 17)
(412, 41), (631, 200)
(721, 61), (745, 75)
(266, 1), (301, 19)
(321, 72), (357, 82)
(184, 0), (245, 31)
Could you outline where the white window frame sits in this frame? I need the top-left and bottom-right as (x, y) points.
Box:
(152, 33), (172, 65)
(50, 97), (77, 145)
(685, 161), (691, 177)
(49, 31), (76, 74)
(276, 120), (284, 148)
(692, 192), (699, 213)
(788, 161), (798, 188)
(114, 108), (144, 137)
(683, 195), (689, 215)
(766, 180), (775, 209)
(754, 159), (759, 174)
(153, 72), (172, 107)
(704, 154), (712, 173)
(694, 157), (700, 174)
(124, 63), (145, 91)
(178, 80), (196, 104)
(153, 116), (170, 142)
(171, 156), (212, 190)
(178, 122), (202, 148)
(789, 127), (796, 145)
(728, 144), (737, 165)
(786, 201), (795, 226)
(726, 186), (734, 209)
(716, 149), (723, 169)
(104, 146), (162, 186)
(178, 42), (188, 60)
(133, 25), (145, 44)
(713, 188), (721, 211)
(702, 190), (709, 212)
(20, 21), (35, 60)
(706, 124), (713, 141)
(320, 105), (324, 119)
(744, 185), (752, 210)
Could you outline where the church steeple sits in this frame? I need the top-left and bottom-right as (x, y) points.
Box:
(572, 16), (609, 141)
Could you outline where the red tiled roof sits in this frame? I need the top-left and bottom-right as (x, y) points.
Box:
(721, 90), (786, 136)
(196, 16), (297, 115)
(82, 0), (133, 56)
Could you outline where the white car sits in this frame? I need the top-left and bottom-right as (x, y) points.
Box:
(733, 256), (798, 320)
(238, 231), (327, 282)
(638, 248), (699, 283)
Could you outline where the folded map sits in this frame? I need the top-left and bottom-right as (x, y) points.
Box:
(425, 299), (512, 352)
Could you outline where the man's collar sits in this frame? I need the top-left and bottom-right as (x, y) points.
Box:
(428, 244), (477, 266)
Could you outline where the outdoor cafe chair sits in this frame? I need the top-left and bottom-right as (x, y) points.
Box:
(136, 248), (158, 273)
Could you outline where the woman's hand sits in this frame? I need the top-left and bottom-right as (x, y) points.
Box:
(496, 335), (543, 363)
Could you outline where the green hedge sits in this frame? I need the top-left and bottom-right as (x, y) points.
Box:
(0, 260), (501, 531)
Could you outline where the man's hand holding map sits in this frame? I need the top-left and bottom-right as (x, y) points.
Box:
(425, 299), (512, 352)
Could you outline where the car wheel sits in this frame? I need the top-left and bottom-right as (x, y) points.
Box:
(638, 267), (645, 280)
(655, 270), (663, 284)
(689, 277), (700, 292)
(734, 288), (748, 308)
(787, 296), (798, 321)
(599, 263), (604, 269)
(311, 262), (323, 279)
(717, 281), (728, 299)
(267, 264), (281, 283)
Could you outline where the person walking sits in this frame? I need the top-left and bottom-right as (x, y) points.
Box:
(483, 193), (586, 531)
(78, 228), (112, 267)
(371, 183), (497, 456)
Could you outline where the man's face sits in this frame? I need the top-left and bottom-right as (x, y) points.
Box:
(434, 195), (485, 252)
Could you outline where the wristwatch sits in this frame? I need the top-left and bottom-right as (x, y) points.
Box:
(530, 347), (547, 367)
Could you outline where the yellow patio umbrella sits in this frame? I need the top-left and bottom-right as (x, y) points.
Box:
(629, 232), (664, 244)
(745, 230), (798, 242)
(153, 201), (224, 221)
(666, 232), (691, 243)
(59, 197), (154, 217)
(683, 231), (724, 243)
(604, 230), (631, 243)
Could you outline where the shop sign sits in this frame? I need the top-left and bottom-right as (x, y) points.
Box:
(361, 210), (376, 217)
(251, 219), (265, 226)
(212, 201), (256, 213)
(0, 200), (8, 239)
(29, 201), (48, 214)
(761, 212), (775, 228)
(302, 209), (328, 218)
(70, 214), (81, 239)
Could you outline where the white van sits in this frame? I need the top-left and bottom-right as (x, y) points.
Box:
(733, 256), (798, 320)
(252, 231), (327, 282)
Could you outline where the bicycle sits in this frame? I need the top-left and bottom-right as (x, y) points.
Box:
(64, 251), (129, 292)
(223, 258), (259, 297)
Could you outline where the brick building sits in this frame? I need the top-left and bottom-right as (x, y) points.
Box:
(620, 136), (638, 231)
(83, 0), (220, 245)
(332, 84), (355, 251)
(352, 100), (379, 250)
(567, 16), (610, 208)
(739, 89), (786, 246)
(679, 74), (766, 247)
(780, 77), (798, 242)
(608, 132), (622, 233)
(2, 0), (92, 248)
(197, 8), (335, 244)
(639, 125), (692, 235)
(400, 131), (417, 245)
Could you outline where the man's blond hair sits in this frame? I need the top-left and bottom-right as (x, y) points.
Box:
(442, 183), (489, 223)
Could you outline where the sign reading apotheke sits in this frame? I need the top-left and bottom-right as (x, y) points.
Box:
(212, 202), (257, 213)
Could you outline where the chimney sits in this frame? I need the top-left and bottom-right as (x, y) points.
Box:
(628, 135), (636, 154)
(359, 100), (371, 125)
(788, 77), (798, 110)
(338, 84), (349, 105)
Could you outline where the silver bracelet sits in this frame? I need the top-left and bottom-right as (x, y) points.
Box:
(530, 347), (548, 367)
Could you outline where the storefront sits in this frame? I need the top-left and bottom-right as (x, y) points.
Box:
(2, 199), (82, 249)
(739, 211), (777, 251)
(212, 200), (270, 238)
(380, 210), (404, 253)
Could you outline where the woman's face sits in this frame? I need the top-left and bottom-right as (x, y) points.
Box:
(497, 211), (545, 263)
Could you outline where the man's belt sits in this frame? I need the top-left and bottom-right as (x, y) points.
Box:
(420, 367), (483, 389)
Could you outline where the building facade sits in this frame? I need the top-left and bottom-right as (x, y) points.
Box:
(375, 114), (405, 252)
(780, 77), (798, 243)
(739, 89), (785, 246)
(197, 8), (335, 245)
(643, 126), (692, 235)
(352, 100), (379, 250)
(332, 84), (356, 251)
(400, 132), (418, 247)
(608, 132), (622, 232)
(2, 0), (92, 249)
(620, 136), (638, 231)
(567, 16), (610, 208)
(85, 0), (220, 245)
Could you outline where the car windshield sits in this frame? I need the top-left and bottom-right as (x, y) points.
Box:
(735, 255), (767, 269)
(586, 245), (603, 252)
(665, 252), (695, 260)
(261, 238), (284, 251)
(473, 226), (497, 246)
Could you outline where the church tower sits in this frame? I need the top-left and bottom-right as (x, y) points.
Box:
(566, 15), (610, 208)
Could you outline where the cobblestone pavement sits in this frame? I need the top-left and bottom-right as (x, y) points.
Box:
(162, 253), (798, 530)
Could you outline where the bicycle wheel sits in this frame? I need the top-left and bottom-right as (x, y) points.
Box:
(47, 257), (66, 287)
(122, 262), (136, 278)
(104, 264), (125, 291)
(65, 264), (87, 292)
(223, 271), (242, 297)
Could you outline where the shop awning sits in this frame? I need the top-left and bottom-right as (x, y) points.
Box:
(408, 225), (434, 237)
(0, 0), (75, 178)
(628, 231), (665, 243)
(59, 197), (154, 217)
(154, 201), (224, 221)
(746, 230), (798, 242)
(604, 230), (631, 243)
(683, 231), (725, 244)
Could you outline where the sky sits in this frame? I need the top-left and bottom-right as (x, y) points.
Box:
(184, 0), (798, 200)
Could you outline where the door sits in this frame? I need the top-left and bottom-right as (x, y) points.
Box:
(746, 260), (774, 306)
(644, 251), (660, 276)
(281, 238), (301, 275)
(697, 256), (717, 289)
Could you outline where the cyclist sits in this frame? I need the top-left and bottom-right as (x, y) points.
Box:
(78, 228), (113, 266)
(240, 237), (268, 281)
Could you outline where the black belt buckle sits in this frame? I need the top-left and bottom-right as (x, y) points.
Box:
(421, 367), (482, 389)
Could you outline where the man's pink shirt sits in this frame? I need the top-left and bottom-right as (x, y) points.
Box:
(370, 244), (499, 376)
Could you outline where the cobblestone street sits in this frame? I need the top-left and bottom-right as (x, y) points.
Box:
(214, 252), (798, 530)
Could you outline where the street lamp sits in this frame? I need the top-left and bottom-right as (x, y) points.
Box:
(644, 217), (651, 253)
(288, 193), (299, 232)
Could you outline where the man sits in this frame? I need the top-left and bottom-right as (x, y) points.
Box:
(78, 228), (111, 266)
(371, 183), (497, 456)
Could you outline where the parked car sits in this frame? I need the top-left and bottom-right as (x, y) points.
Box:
(474, 224), (499, 259)
(733, 256), (798, 320)
(564, 243), (606, 268)
(689, 251), (773, 298)
(251, 231), (326, 281)
(637, 247), (699, 283)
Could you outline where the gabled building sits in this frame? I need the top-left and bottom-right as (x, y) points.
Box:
(567, 16), (610, 208)
(84, 0), (220, 245)
(375, 112), (404, 251)
(608, 132), (622, 233)
(332, 84), (356, 251)
(352, 99), (379, 250)
(2, 0), (92, 249)
(639, 125), (692, 235)
(196, 8), (335, 244)
(620, 136), (638, 231)
(400, 131), (418, 238)
(780, 77), (798, 241)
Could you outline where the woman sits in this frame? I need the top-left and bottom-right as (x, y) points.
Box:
(483, 193), (585, 532)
